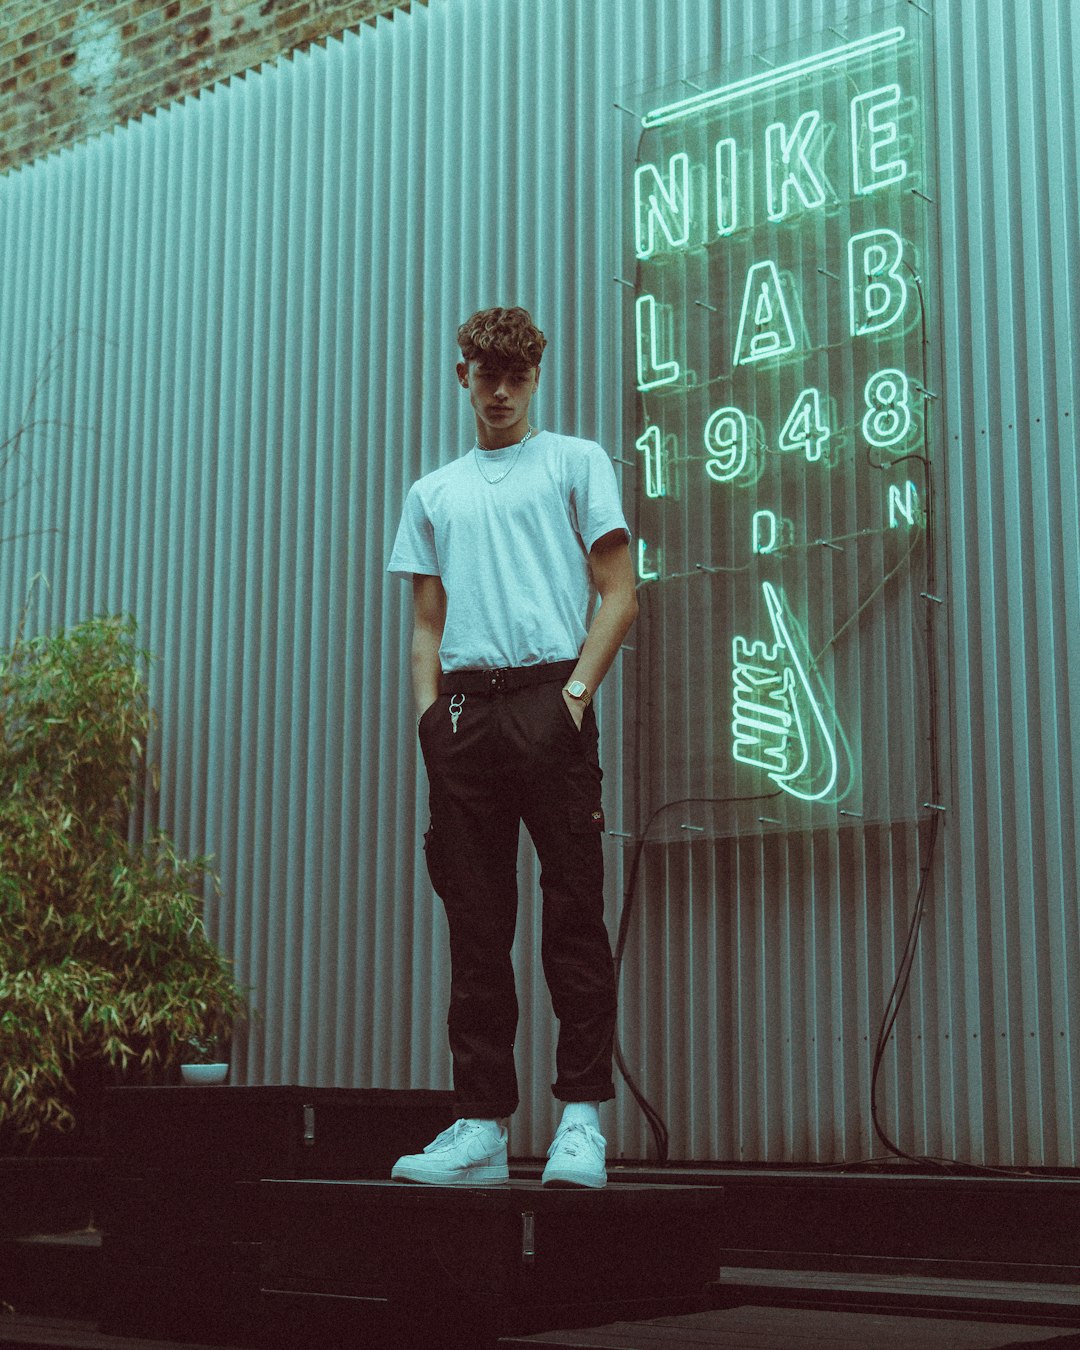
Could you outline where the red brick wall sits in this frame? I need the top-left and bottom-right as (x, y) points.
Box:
(0, 0), (418, 177)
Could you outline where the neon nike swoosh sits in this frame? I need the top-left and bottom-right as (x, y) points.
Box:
(761, 582), (840, 803)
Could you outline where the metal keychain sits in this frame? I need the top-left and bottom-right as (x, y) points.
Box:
(449, 693), (465, 733)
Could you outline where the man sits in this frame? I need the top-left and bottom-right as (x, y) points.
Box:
(387, 306), (637, 1188)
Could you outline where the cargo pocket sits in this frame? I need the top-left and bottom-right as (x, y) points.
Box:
(565, 796), (605, 895)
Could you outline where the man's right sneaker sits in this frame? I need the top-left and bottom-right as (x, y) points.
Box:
(390, 1118), (509, 1186)
(541, 1120), (607, 1188)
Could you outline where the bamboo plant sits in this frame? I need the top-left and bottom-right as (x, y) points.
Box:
(0, 613), (247, 1146)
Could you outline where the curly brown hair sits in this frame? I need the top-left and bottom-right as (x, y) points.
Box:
(457, 306), (547, 369)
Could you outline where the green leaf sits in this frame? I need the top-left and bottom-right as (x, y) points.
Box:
(0, 615), (248, 1143)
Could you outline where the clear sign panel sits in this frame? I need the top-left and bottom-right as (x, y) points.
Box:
(625, 6), (940, 841)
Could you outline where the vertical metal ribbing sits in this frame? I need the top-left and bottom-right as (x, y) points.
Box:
(0, 0), (1076, 1166)
(937, 0), (1080, 1166)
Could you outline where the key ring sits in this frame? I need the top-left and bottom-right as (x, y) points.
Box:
(449, 693), (465, 733)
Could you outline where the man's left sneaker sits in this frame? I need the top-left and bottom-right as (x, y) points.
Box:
(541, 1121), (607, 1188)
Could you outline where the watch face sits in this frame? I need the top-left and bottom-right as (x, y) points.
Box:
(567, 681), (588, 699)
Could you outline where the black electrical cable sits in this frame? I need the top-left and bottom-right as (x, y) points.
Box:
(834, 264), (1024, 1179)
(866, 259), (946, 1167)
(814, 267), (1026, 1179)
(869, 809), (940, 1164)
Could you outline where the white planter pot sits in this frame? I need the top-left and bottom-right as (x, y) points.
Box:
(180, 1062), (229, 1085)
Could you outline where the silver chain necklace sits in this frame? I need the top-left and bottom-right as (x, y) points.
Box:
(473, 426), (534, 484)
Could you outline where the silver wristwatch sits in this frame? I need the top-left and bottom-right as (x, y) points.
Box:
(563, 679), (592, 707)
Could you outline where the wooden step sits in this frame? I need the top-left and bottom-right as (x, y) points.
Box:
(259, 1178), (725, 1348)
(501, 1305), (1080, 1349)
(0, 1313), (223, 1350)
(0, 1232), (101, 1321)
(587, 1164), (1080, 1282)
(0, 1162), (98, 1243)
(718, 1266), (1080, 1323)
(96, 1085), (457, 1345)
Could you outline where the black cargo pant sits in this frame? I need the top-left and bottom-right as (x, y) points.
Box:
(417, 662), (617, 1119)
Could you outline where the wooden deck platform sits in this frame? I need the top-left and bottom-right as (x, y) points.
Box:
(4, 1091), (1079, 1349)
(504, 1307), (1080, 1349)
(3, 1307), (1080, 1350)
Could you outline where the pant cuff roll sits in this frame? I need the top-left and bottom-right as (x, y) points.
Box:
(551, 1084), (616, 1104)
(455, 1100), (518, 1119)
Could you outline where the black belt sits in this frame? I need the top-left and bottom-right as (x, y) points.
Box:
(439, 658), (578, 696)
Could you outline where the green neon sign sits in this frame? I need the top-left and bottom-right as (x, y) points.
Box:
(635, 293), (681, 390)
(732, 583), (851, 804)
(634, 153), (692, 259)
(640, 26), (906, 129)
(627, 5), (937, 836)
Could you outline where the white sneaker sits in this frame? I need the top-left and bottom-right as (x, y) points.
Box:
(541, 1121), (607, 1189)
(391, 1119), (509, 1186)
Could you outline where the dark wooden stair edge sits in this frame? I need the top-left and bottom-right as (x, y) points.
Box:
(714, 1267), (1080, 1323)
(0, 1314), (223, 1350)
(717, 1246), (1080, 1286)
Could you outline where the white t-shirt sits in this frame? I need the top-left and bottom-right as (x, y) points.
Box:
(387, 431), (630, 671)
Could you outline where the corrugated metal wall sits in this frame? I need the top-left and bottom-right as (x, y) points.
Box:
(935, 0), (1080, 1167)
(0, 0), (1076, 1165)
